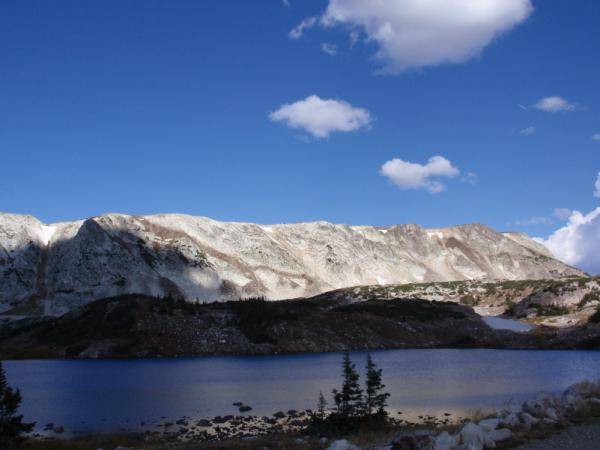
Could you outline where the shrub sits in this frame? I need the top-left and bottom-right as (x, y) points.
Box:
(579, 291), (600, 309)
(0, 361), (35, 449)
(460, 295), (478, 307)
(589, 306), (600, 323)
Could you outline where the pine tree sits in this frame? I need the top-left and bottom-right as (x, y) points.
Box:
(0, 361), (35, 449)
(333, 353), (364, 417)
(364, 353), (390, 416)
(316, 391), (327, 419)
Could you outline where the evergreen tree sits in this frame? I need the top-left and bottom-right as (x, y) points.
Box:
(316, 391), (327, 419)
(332, 353), (364, 416)
(364, 353), (390, 416)
(0, 361), (35, 449)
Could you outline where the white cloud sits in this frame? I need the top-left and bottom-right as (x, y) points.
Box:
(289, 16), (317, 39)
(553, 208), (573, 221)
(542, 208), (600, 275)
(282, 0), (290, 7)
(532, 96), (576, 113)
(592, 134), (600, 142)
(321, 42), (338, 55)
(269, 95), (372, 138)
(519, 126), (536, 136)
(595, 172), (600, 198)
(380, 156), (460, 194)
(319, 0), (533, 73)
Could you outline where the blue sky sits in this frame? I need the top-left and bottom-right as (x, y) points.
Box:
(1, 0), (599, 243)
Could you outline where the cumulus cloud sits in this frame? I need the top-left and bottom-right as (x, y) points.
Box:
(519, 126), (536, 136)
(542, 208), (600, 275)
(595, 173), (600, 198)
(532, 96), (576, 113)
(269, 95), (372, 138)
(380, 156), (460, 194)
(592, 134), (600, 142)
(289, 16), (317, 39)
(318, 0), (533, 73)
(321, 42), (338, 55)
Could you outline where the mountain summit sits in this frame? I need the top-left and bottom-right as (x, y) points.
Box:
(0, 212), (582, 316)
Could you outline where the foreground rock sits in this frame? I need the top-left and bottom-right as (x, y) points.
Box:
(327, 380), (600, 450)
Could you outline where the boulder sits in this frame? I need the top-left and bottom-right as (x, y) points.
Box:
(460, 422), (493, 450)
(488, 428), (512, 442)
(545, 407), (559, 421)
(478, 418), (500, 431)
(498, 411), (519, 428)
(518, 412), (539, 432)
(327, 439), (362, 450)
(434, 431), (459, 450)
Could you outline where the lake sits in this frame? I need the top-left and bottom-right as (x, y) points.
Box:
(5, 349), (600, 435)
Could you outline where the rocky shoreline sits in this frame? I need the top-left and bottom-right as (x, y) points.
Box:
(30, 404), (463, 444)
(25, 380), (600, 449)
(332, 380), (600, 450)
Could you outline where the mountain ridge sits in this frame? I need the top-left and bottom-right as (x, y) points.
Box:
(0, 212), (583, 316)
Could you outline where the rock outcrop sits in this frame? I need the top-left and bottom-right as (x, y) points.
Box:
(310, 276), (600, 326)
(0, 212), (583, 315)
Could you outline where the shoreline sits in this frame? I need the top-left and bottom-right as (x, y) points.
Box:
(3, 343), (600, 362)
(22, 380), (600, 449)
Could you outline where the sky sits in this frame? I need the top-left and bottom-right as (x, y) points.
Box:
(1, 0), (599, 272)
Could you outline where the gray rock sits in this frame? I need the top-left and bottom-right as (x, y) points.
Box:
(478, 418), (500, 431)
(0, 212), (580, 314)
(519, 412), (539, 432)
(434, 431), (459, 450)
(460, 422), (493, 450)
(327, 439), (362, 450)
(488, 428), (512, 442)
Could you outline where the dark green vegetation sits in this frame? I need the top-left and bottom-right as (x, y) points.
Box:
(2, 276), (600, 359)
(0, 294), (507, 359)
(0, 361), (34, 449)
(309, 353), (392, 437)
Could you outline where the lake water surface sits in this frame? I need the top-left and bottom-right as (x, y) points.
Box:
(5, 349), (600, 434)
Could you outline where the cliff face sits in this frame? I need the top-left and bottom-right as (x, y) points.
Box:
(0, 212), (583, 315)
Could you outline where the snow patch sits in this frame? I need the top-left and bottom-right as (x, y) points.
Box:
(427, 231), (444, 239)
(37, 225), (57, 246)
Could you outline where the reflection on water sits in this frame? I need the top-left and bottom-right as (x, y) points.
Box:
(5, 349), (600, 433)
